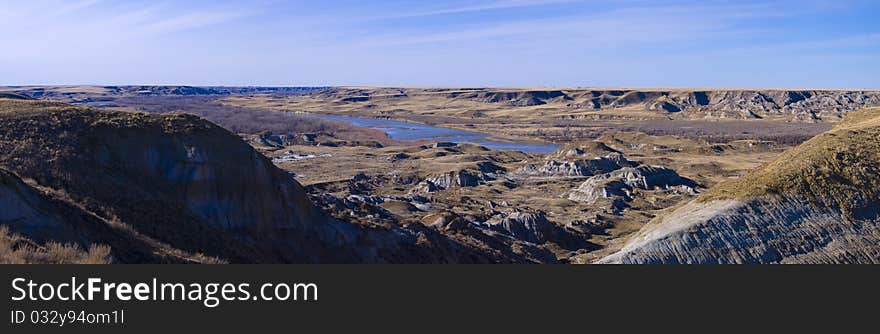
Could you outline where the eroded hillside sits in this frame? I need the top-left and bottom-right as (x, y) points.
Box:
(600, 108), (880, 264)
(0, 98), (540, 263)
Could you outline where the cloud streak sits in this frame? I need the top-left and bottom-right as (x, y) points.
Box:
(369, 0), (586, 20)
(0, 0), (877, 87)
(0, 1), (253, 39)
(140, 10), (252, 34)
(344, 1), (778, 49)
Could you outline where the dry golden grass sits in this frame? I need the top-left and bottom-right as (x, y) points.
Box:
(0, 226), (111, 264)
(0, 98), (71, 113)
(703, 107), (880, 218)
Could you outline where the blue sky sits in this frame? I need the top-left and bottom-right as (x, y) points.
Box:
(0, 0), (878, 88)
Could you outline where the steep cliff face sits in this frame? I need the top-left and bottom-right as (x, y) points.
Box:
(600, 108), (880, 264)
(568, 89), (880, 121)
(0, 168), (82, 242)
(0, 168), (185, 263)
(447, 90), (571, 106)
(599, 198), (880, 264)
(0, 99), (525, 263)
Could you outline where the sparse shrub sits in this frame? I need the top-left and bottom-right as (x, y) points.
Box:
(0, 226), (112, 264)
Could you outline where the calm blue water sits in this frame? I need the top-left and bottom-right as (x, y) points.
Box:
(305, 114), (559, 154)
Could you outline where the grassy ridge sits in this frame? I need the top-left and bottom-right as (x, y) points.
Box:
(702, 107), (880, 218)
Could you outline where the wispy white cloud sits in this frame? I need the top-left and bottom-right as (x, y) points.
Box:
(140, 10), (252, 34)
(344, 1), (778, 49)
(0, 1), (258, 66)
(0, 0), (88, 19)
(48, 0), (102, 17)
(788, 33), (880, 49)
(0, 1), (253, 37)
(277, 0), (591, 30)
(0, 0), (877, 87)
(370, 0), (586, 20)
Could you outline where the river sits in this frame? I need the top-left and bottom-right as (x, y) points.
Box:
(304, 114), (560, 154)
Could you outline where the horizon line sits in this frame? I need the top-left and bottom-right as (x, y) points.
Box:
(3, 84), (880, 91)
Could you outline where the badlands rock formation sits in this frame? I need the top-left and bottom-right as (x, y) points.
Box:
(482, 211), (590, 251)
(518, 142), (637, 177)
(417, 161), (506, 192)
(425, 170), (488, 189)
(0, 98), (532, 263)
(311, 87), (880, 121)
(600, 107), (880, 264)
(568, 166), (697, 205)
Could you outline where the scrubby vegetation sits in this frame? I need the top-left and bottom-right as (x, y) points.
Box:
(704, 108), (880, 218)
(0, 226), (111, 264)
(0, 98), (72, 113)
